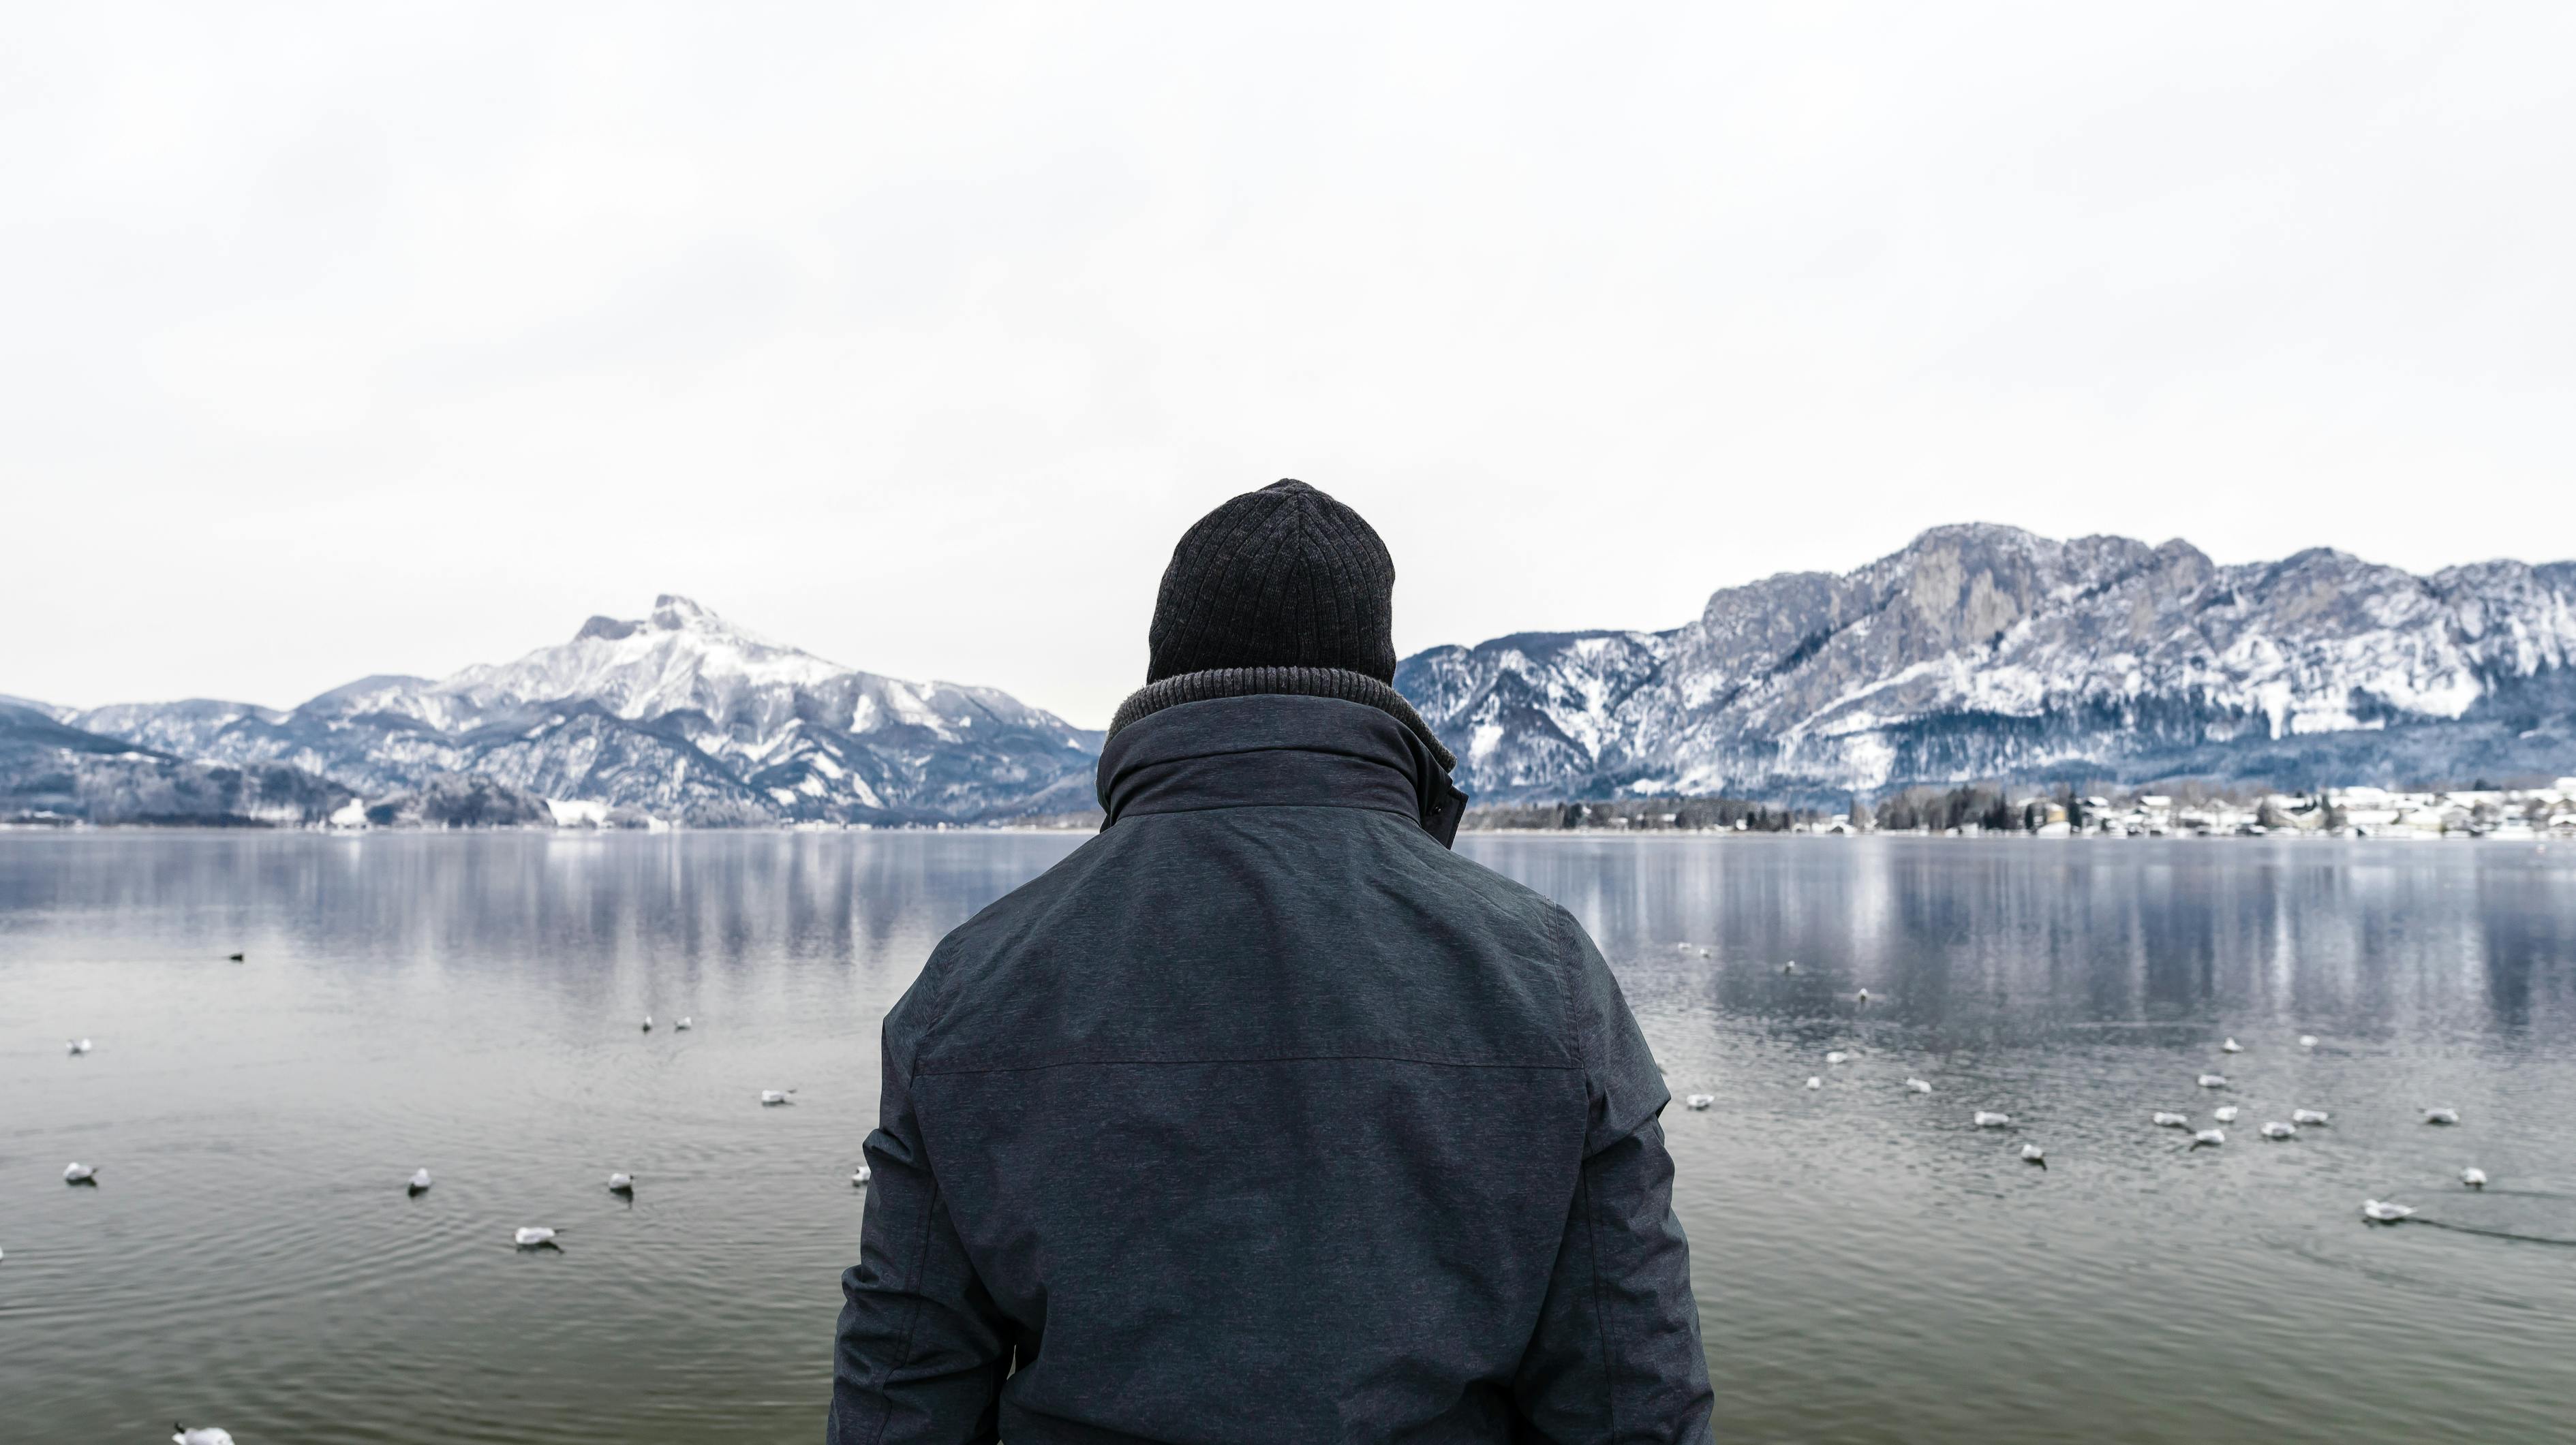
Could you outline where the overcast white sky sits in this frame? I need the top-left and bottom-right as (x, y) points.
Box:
(6, 3), (2572, 727)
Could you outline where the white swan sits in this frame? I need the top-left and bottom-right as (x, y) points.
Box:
(760, 1089), (797, 1106)
(2461, 1167), (2488, 1189)
(2197, 1074), (2229, 1089)
(408, 1168), (432, 1196)
(2299, 1035), (2318, 1048)
(1805, 1076), (1823, 1090)
(2290, 1108), (2329, 1126)
(2152, 1112), (2190, 1129)
(1684, 1094), (1714, 1109)
(1905, 1078), (1933, 1094)
(172, 1427), (235, 1445)
(2221, 1038), (2243, 1053)
(514, 1226), (558, 1247)
(675, 1016), (692, 1031)
(2213, 1106), (2240, 1123)
(851, 1165), (872, 1187)
(2361, 1199), (2412, 1222)
(63, 1162), (97, 1183)
(2019, 1143), (2046, 1167)
(1974, 1111), (2010, 1128)
(2190, 1128), (2226, 1148)
(1825, 1051), (1850, 1065)
(2259, 1121), (2297, 1140)
(67, 1038), (91, 1055)
(608, 1172), (634, 1193)
(2423, 1107), (2461, 1125)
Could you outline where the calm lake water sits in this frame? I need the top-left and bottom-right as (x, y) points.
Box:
(5, 830), (2573, 1444)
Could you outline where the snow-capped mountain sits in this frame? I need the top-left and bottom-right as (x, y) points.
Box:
(61, 596), (1103, 825)
(1397, 525), (2576, 802)
(1, 698), (350, 825)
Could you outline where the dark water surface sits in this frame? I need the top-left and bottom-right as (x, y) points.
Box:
(5, 832), (2573, 1443)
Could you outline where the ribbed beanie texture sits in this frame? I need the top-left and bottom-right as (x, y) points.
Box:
(1147, 480), (1399, 684)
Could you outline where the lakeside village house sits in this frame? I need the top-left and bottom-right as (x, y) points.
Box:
(1819, 781), (2576, 839)
(1538, 781), (2576, 839)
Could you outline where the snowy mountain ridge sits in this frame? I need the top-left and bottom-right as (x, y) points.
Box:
(57, 596), (1101, 826)
(1396, 525), (2576, 803)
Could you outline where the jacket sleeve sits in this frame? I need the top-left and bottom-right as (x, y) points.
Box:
(1512, 910), (1716, 1443)
(829, 972), (1012, 1444)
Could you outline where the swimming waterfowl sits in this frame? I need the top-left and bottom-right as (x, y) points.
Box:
(2299, 1035), (2318, 1048)
(172, 1426), (235, 1445)
(760, 1089), (797, 1106)
(408, 1168), (432, 1196)
(514, 1226), (559, 1248)
(2213, 1106), (2240, 1123)
(641, 1014), (653, 1032)
(2197, 1074), (2229, 1089)
(2361, 1199), (2412, 1222)
(66, 1038), (91, 1055)
(2290, 1109), (2329, 1126)
(2221, 1038), (2243, 1053)
(1780, 961), (1797, 975)
(852, 1165), (872, 1187)
(1684, 1094), (1714, 1109)
(2190, 1128), (2226, 1149)
(2461, 1167), (2488, 1189)
(1974, 1111), (2010, 1128)
(608, 1172), (634, 1194)
(675, 1017), (692, 1031)
(1825, 1051), (1850, 1065)
(1855, 989), (1871, 1006)
(2260, 1121), (2297, 1140)
(2423, 1107), (2461, 1125)
(63, 1162), (98, 1183)
(2152, 1112), (2190, 1129)
(2019, 1144), (2046, 1168)
(1805, 1076), (1823, 1090)
(1905, 1078), (1933, 1095)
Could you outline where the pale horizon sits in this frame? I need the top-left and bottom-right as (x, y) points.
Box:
(8, 3), (2574, 728)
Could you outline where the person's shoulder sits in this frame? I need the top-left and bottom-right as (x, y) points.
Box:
(1407, 837), (1586, 948)
(944, 831), (1120, 954)
(895, 832), (1117, 1029)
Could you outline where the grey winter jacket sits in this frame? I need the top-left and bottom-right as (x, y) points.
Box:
(829, 692), (1713, 1443)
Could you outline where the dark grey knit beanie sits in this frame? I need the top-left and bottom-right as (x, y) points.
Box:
(1147, 479), (1398, 683)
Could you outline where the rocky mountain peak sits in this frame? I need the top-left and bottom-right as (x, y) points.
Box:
(1398, 526), (2576, 802)
(649, 594), (722, 631)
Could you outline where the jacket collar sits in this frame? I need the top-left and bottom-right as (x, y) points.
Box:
(1096, 694), (1469, 845)
(1106, 666), (1455, 771)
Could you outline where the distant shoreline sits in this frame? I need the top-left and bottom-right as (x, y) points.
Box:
(3, 820), (2559, 845)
